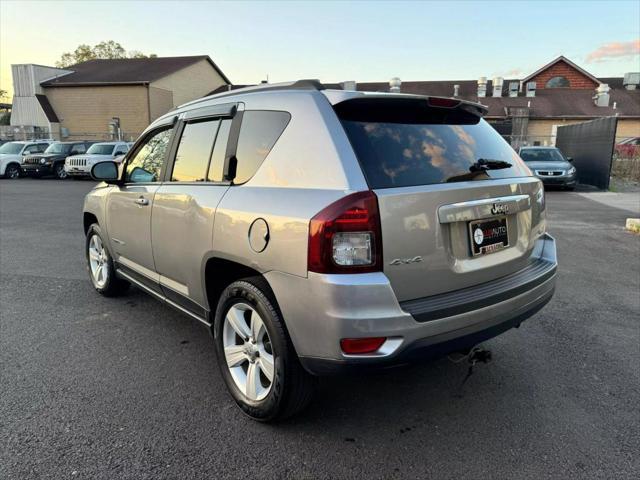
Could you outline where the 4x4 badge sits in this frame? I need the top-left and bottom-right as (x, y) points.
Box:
(390, 256), (423, 266)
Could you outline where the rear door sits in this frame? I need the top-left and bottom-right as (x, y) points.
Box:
(106, 126), (174, 287)
(335, 97), (545, 302)
(151, 107), (234, 313)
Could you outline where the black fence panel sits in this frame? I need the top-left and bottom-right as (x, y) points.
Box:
(555, 116), (618, 190)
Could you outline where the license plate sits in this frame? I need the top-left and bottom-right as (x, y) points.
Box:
(468, 217), (509, 256)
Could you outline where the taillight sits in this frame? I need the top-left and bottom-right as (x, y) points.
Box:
(427, 97), (461, 108)
(308, 191), (382, 274)
(340, 337), (387, 355)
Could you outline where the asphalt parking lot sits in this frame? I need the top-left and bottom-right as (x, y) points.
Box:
(1, 179), (639, 480)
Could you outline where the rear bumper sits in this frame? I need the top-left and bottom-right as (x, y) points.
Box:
(266, 234), (557, 376)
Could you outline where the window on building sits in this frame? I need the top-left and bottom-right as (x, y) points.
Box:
(233, 111), (290, 184)
(126, 128), (173, 183)
(545, 76), (570, 88)
(172, 119), (220, 182)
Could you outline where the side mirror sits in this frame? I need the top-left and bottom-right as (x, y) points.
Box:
(70, 150), (79, 156)
(91, 161), (120, 183)
(566, 156), (574, 163)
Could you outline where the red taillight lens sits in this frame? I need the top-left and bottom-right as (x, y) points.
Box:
(427, 97), (461, 108)
(340, 337), (387, 354)
(308, 191), (382, 274)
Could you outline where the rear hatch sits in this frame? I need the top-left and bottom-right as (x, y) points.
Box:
(335, 96), (546, 302)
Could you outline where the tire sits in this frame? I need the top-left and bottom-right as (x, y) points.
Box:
(4, 163), (20, 179)
(85, 223), (129, 296)
(213, 277), (315, 421)
(55, 163), (68, 180)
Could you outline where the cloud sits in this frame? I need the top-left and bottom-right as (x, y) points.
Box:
(586, 39), (640, 63)
(502, 68), (522, 77)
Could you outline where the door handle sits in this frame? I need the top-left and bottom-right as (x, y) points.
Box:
(135, 196), (149, 206)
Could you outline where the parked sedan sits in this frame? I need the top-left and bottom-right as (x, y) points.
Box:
(22, 141), (95, 179)
(64, 142), (131, 178)
(518, 146), (577, 190)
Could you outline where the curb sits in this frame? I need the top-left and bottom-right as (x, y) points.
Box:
(625, 218), (640, 233)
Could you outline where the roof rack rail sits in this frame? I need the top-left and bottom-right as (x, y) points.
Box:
(179, 79), (328, 108)
(289, 79), (325, 90)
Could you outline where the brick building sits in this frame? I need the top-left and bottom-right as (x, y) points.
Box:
(8, 56), (230, 141)
(355, 56), (640, 146)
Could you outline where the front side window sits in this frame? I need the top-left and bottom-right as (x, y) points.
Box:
(545, 76), (570, 88)
(172, 119), (220, 182)
(125, 128), (173, 183)
(234, 111), (290, 184)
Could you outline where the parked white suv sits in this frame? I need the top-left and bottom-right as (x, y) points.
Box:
(0, 140), (51, 179)
(65, 142), (131, 178)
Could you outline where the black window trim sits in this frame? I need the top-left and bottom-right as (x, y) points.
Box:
(122, 124), (176, 186)
(163, 104), (238, 185)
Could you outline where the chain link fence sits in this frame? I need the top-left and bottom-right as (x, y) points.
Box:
(0, 126), (139, 143)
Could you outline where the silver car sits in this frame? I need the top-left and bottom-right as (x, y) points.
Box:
(83, 81), (557, 421)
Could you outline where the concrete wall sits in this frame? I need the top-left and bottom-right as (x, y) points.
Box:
(151, 58), (227, 107)
(45, 85), (149, 140)
(529, 118), (640, 142)
(527, 119), (585, 138)
(10, 96), (50, 128)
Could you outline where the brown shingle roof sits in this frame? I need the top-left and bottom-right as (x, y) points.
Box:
(42, 55), (230, 86)
(356, 79), (640, 119)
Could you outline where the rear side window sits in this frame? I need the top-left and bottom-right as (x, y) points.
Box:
(208, 119), (231, 182)
(172, 119), (220, 182)
(234, 111), (290, 184)
(336, 99), (527, 189)
(72, 143), (86, 154)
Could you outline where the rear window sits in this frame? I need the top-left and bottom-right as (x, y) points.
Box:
(336, 98), (528, 189)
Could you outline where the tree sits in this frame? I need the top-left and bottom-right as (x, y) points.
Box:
(56, 41), (156, 68)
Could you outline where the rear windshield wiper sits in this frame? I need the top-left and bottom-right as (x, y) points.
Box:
(469, 158), (512, 172)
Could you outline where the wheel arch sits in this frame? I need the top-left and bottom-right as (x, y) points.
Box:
(203, 256), (277, 319)
(83, 212), (98, 234)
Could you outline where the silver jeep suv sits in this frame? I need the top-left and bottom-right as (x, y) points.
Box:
(83, 81), (557, 421)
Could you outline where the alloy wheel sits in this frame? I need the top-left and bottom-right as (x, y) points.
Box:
(56, 164), (68, 179)
(88, 234), (109, 288)
(222, 303), (275, 401)
(7, 165), (19, 179)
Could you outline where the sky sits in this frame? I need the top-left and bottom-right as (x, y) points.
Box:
(1, 0), (639, 99)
